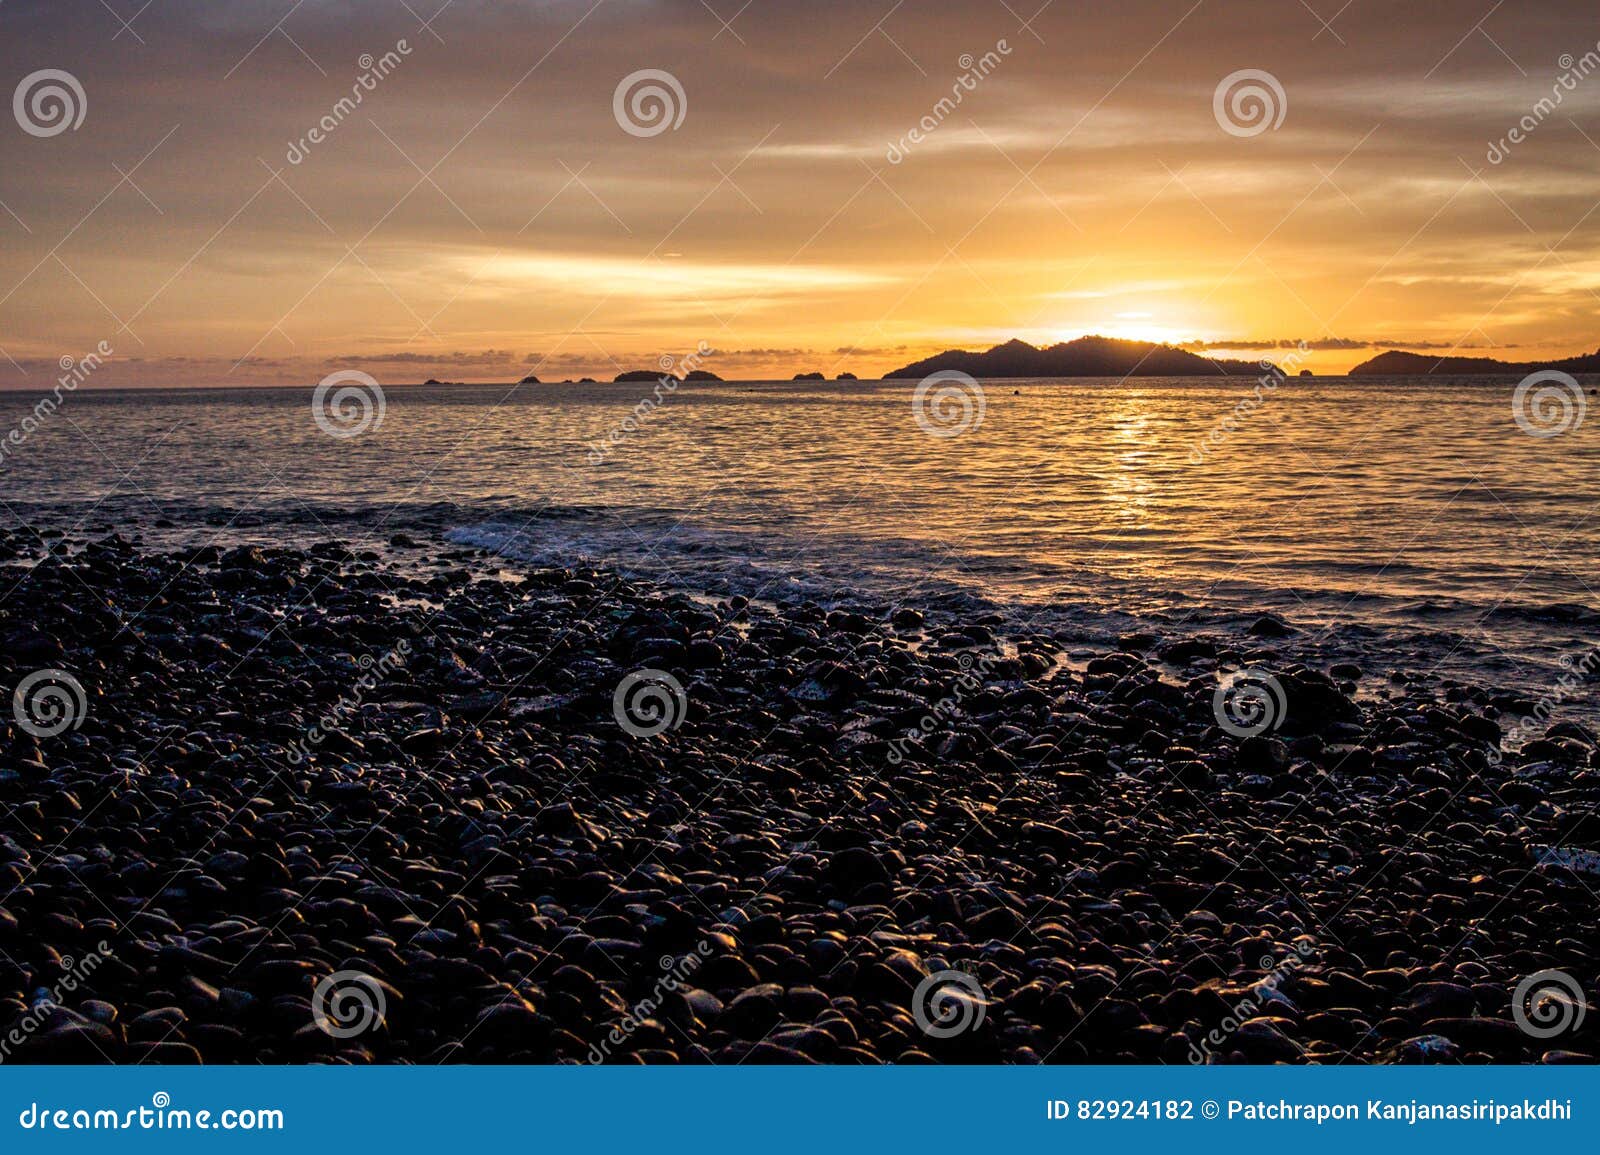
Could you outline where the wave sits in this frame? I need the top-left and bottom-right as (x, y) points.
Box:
(6, 494), (1598, 720)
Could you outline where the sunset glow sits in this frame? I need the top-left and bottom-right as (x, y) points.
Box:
(5, 0), (1600, 1088)
(3, 1), (1600, 385)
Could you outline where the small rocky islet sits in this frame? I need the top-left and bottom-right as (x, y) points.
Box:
(0, 528), (1595, 1064)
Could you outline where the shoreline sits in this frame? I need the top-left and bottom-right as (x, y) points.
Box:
(8, 373), (1600, 399)
(0, 532), (1595, 1064)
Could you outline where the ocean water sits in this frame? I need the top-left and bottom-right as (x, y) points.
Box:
(2, 376), (1597, 712)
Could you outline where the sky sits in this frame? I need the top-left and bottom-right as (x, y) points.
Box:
(3, 0), (1600, 385)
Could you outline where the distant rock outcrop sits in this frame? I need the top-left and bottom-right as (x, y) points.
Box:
(1348, 347), (1600, 375)
(519, 375), (541, 384)
(883, 336), (1261, 379)
(423, 378), (443, 385)
(683, 370), (723, 381)
(836, 372), (858, 380)
(614, 370), (677, 383)
(793, 371), (826, 380)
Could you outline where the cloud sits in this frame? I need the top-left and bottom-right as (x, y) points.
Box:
(4, 0), (1599, 382)
(1183, 337), (1516, 352)
(330, 349), (519, 366)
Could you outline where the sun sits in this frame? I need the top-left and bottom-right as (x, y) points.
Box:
(1060, 314), (1200, 347)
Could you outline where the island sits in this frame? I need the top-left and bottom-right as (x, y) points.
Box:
(1349, 347), (1600, 375)
(615, 370), (677, 382)
(884, 336), (1263, 379)
(683, 370), (723, 381)
(793, 371), (826, 380)
(837, 372), (858, 380)
(518, 374), (541, 384)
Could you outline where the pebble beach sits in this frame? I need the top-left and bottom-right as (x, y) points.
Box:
(2, 527), (1596, 1064)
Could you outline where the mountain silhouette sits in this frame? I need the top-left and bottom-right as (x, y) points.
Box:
(1349, 348), (1600, 375)
(883, 336), (1261, 379)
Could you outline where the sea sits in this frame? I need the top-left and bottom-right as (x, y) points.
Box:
(2, 375), (1597, 718)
